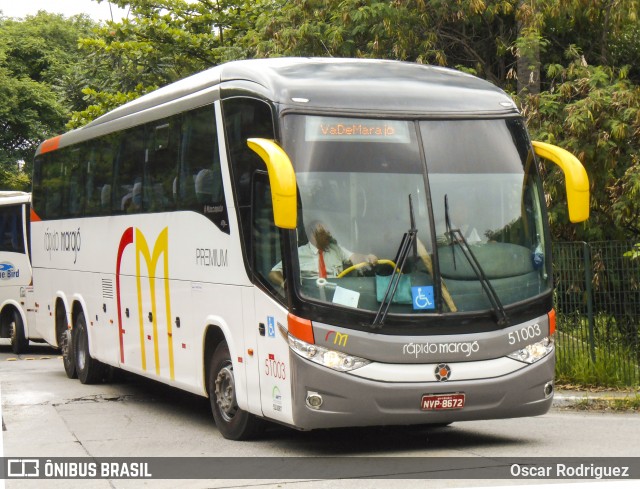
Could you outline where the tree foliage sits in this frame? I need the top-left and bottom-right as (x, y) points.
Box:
(0, 0), (639, 242)
(521, 53), (640, 241)
(0, 11), (100, 187)
(69, 0), (254, 126)
(247, 1), (519, 85)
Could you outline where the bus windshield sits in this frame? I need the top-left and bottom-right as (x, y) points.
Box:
(281, 115), (550, 318)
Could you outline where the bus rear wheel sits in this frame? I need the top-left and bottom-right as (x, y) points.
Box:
(10, 310), (28, 355)
(74, 312), (106, 384)
(208, 342), (264, 440)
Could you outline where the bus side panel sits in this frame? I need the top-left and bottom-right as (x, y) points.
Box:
(87, 274), (120, 368)
(239, 286), (258, 414)
(24, 285), (37, 340)
(169, 278), (198, 388)
(31, 211), (252, 395)
(0, 253), (31, 305)
(0, 251), (32, 337)
(31, 267), (62, 347)
(114, 217), (200, 386)
(117, 270), (146, 376)
(95, 266), (204, 393)
(252, 291), (294, 425)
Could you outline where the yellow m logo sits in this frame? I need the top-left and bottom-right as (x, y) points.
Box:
(324, 330), (349, 347)
(135, 227), (174, 379)
(333, 332), (348, 347)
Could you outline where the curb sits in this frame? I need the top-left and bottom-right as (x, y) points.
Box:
(553, 390), (640, 409)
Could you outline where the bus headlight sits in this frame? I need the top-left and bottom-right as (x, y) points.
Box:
(507, 336), (554, 364)
(288, 335), (370, 372)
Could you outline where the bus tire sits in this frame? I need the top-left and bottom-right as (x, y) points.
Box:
(208, 341), (264, 440)
(74, 312), (106, 384)
(60, 328), (77, 379)
(10, 310), (28, 354)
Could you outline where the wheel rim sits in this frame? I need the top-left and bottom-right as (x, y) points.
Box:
(214, 363), (238, 422)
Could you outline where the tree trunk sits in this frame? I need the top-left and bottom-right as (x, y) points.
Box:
(516, 1), (540, 96)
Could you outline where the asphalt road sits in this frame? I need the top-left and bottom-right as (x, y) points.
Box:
(1, 340), (639, 489)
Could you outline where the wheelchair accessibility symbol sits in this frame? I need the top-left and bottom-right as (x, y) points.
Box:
(267, 316), (276, 338)
(412, 286), (435, 310)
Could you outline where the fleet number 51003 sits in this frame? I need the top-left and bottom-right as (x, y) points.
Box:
(508, 323), (542, 345)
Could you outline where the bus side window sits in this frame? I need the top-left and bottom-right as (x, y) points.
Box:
(178, 105), (228, 233)
(177, 114), (199, 208)
(65, 146), (85, 217)
(0, 205), (24, 253)
(32, 155), (46, 219)
(42, 154), (64, 220)
(145, 118), (179, 212)
(114, 126), (146, 214)
(222, 98), (276, 274)
(39, 146), (83, 219)
(85, 145), (97, 215)
(251, 171), (283, 298)
(85, 138), (115, 216)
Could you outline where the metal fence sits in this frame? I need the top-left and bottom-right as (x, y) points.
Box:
(552, 241), (640, 386)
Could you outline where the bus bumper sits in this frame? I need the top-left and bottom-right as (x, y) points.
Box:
(289, 350), (555, 430)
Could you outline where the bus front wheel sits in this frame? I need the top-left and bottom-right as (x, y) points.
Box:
(10, 310), (28, 355)
(74, 312), (106, 384)
(208, 341), (264, 440)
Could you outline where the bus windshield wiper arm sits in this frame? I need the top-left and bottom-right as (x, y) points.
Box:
(372, 195), (417, 329)
(444, 196), (509, 327)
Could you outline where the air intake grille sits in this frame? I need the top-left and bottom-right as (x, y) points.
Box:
(102, 279), (114, 299)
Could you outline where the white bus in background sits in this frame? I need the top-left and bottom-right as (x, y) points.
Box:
(0, 191), (37, 353)
(31, 58), (589, 440)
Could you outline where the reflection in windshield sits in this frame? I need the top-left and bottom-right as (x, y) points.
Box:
(423, 119), (550, 313)
(280, 115), (550, 319)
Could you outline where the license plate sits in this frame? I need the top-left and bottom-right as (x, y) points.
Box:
(421, 393), (465, 411)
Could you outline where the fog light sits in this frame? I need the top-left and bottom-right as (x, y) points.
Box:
(306, 391), (323, 410)
(544, 382), (554, 398)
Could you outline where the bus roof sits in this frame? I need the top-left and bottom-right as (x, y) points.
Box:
(37, 58), (519, 155)
(0, 191), (30, 205)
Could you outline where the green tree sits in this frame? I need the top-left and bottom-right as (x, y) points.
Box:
(246, 0), (640, 242)
(0, 11), (100, 187)
(246, 1), (518, 84)
(521, 53), (640, 241)
(70, 0), (255, 126)
(3, 1), (638, 243)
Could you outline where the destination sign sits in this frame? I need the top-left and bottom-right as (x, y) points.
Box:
(305, 116), (410, 143)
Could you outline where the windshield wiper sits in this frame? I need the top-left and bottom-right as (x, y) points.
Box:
(444, 195), (509, 327)
(372, 195), (417, 329)
(444, 195), (457, 270)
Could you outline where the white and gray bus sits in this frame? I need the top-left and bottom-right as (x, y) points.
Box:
(31, 58), (589, 439)
(0, 191), (36, 353)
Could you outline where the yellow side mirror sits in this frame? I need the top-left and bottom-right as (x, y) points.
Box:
(532, 141), (590, 223)
(247, 138), (297, 229)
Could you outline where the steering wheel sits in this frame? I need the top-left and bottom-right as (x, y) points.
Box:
(337, 259), (397, 278)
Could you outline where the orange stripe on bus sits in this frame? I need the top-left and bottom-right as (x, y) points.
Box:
(39, 136), (61, 154)
(548, 309), (556, 335)
(287, 313), (314, 344)
(30, 208), (42, 222)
